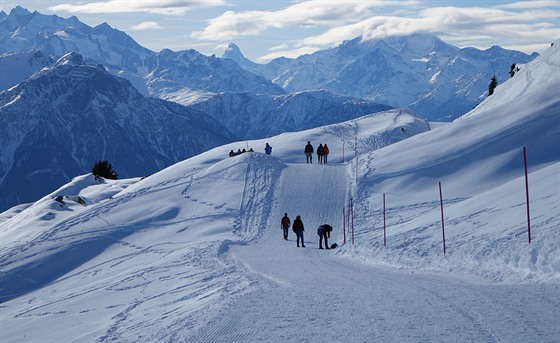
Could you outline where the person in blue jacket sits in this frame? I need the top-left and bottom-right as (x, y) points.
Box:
(292, 215), (305, 247)
(264, 143), (272, 155)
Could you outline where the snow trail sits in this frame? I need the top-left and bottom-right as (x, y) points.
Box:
(185, 162), (559, 342)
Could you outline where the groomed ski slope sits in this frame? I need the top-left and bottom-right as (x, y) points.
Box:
(184, 161), (558, 342)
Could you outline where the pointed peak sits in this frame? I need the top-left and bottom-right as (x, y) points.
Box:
(226, 42), (240, 51)
(94, 22), (113, 32)
(222, 42), (246, 61)
(9, 6), (31, 16)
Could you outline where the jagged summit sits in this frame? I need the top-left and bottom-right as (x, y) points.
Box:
(222, 42), (258, 69)
(223, 43), (243, 59)
(9, 5), (31, 15)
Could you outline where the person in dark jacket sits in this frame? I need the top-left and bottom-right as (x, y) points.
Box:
(265, 143), (272, 155)
(323, 144), (329, 163)
(281, 213), (291, 240)
(317, 224), (332, 249)
(292, 215), (305, 247)
(317, 144), (324, 164)
(304, 141), (314, 164)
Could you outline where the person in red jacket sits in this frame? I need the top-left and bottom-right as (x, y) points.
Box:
(281, 213), (291, 240)
(323, 144), (330, 163)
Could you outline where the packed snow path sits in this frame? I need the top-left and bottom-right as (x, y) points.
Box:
(186, 163), (559, 342)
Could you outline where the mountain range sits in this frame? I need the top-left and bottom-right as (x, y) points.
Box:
(223, 34), (539, 120)
(2, 6), (539, 121)
(0, 6), (542, 211)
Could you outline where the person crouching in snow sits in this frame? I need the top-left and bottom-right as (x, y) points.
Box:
(292, 215), (305, 247)
(317, 224), (332, 249)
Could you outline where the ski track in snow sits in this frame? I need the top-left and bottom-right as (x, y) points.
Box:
(184, 163), (560, 342)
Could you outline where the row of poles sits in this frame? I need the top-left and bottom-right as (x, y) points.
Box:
(344, 146), (533, 254)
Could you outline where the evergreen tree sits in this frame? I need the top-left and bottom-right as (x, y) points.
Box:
(509, 63), (519, 77)
(488, 75), (498, 96)
(92, 160), (118, 180)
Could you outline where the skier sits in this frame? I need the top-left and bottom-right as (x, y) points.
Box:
(317, 144), (324, 164)
(264, 143), (272, 155)
(304, 141), (314, 164)
(292, 215), (305, 247)
(317, 224), (332, 249)
(323, 144), (329, 163)
(281, 213), (291, 240)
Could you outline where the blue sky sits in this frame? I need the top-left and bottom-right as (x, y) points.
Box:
(2, 1), (558, 62)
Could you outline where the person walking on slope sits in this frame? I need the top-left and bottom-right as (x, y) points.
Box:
(281, 213), (291, 240)
(317, 144), (324, 164)
(304, 141), (314, 164)
(292, 215), (305, 247)
(323, 144), (329, 163)
(317, 224), (332, 249)
(264, 143), (272, 155)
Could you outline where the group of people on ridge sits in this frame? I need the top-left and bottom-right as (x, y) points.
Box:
(229, 148), (254, 157)
(304, 141), (329, 164)
(230, 141), (332, 164)
(281, 213), (333, 249)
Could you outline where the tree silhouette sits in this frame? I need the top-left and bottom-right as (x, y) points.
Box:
(488, 75), (498, 96)
(92, 160), (118, 180)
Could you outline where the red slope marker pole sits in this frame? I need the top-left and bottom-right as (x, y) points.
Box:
(439, 182), (446, 255)
(351, 197), (355, 245)
(383, 193), (387, 247)
(524, 146), (532, 243)
(343, 207), (346, 244)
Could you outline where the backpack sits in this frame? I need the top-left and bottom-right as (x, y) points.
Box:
(282, 217), (290, 227)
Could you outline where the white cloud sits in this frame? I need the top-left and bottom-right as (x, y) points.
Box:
(496, 1), (559, 9)
(278, 5), (559, 59)
(191, 0), (420, 40)
(48, 0), (225, 15)
(131, 21), (163, 30)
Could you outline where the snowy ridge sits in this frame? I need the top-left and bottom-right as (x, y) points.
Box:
(345, 40), (560, 283)
(189, 90), (394, 139)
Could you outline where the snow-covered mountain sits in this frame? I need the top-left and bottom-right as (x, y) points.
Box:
(0, 6), (284, 99)
(0, 41), (558, 342)
(0, 6), (151, 70)
(224, 34), (539, 121)
(188, 90), (393, 139)
(0, 53), (238, 212)
(2, 7), (540, 123)
(143, 48), (285, 99)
